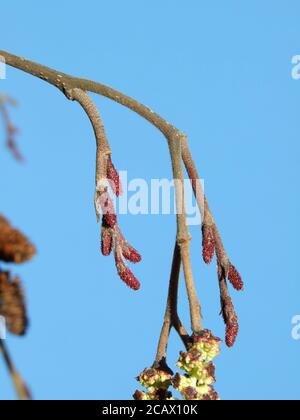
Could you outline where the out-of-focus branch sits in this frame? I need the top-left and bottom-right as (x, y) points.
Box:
(0, 339), (31, 400)
(0, 217), (36, 400)
(0, 95), (23, 161)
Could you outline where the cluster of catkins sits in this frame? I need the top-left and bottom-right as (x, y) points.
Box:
(99, 156), (142, 291)
(0, 215), (35, 336)
(134, 330), (221, 401)
(202, 223), (243, 348)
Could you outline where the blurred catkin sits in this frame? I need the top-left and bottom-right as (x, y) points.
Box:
(0, 216), (36, 264)
(0, 271), (27, 335)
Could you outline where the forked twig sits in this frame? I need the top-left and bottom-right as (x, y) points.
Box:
(153, 241), (189, 371)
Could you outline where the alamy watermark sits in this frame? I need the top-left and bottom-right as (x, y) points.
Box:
(291, 55), (300, 80)
(97, 172), (205, 226)
(291, 315), (300, 340)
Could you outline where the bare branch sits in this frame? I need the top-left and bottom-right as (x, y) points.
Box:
(0, 50), (243, 378)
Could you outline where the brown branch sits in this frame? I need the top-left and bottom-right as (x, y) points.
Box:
(0, 51), (175, 138)
(0, 50), (204, 325)
(0, 339), (31, 400)
(0, 50), (244, 402)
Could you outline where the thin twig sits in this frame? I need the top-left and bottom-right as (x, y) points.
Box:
(153, 241), (189, 370)
(167, 134), (203, 334)
(0, 339), (31, 400)
(0, 51), (175, 138)
(70, 88), (111, 222)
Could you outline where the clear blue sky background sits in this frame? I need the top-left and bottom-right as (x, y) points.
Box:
(1, 0), (299, 400)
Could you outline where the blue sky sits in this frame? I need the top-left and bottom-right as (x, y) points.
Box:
(0, 0), (299, 400)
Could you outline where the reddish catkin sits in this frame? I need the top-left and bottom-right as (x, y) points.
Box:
(228, 264), (244, 291)
(225, 319), (239, 348)
(0, 271), (28, 336)
(100, 193), (117, 228)
(114, 250), (140, 291)
(101, 228), (112, 256)
(202, 224), (215, 264)
(107, 156), (123, 197)
(114, 226), (142, 263)
(122, 245), (142, 264)
(222, 296), (239, 347)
